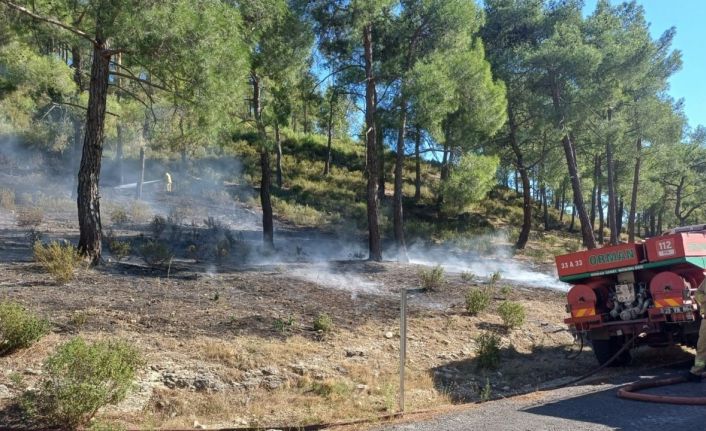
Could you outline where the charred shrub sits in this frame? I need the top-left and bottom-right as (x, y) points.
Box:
(475, 332), (501, 370)
(16, 206), (44, 227)
(465, 287), (491, 316)
(460, 271), (475, 282)
(419, 265), (444, 291)
(0, 302), (49, 355)
(128, 201), (151, 224)
(139, 240), (173, 267)
(498, 301), (526, 330)
(25, 229), (44, 247)
(489, 270), (502, 286)
(35, 337), (142, 429)
(150, 215), (167, 239)
(33, 241), (81, 284)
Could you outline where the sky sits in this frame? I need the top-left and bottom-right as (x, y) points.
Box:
(584, 0), (706, 129)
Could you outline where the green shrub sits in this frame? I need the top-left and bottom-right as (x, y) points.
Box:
(498, 301), (526, 330)
(0, 187), (15, 210)
(17, 206), (44, 227)
(109, 207), (129, 226)
(108, 240), (131, 261)
(460, 271), (475, 282)
(37, 337), (142, 428)
(489, 270), (502, 286)
(479, 378), (492, 401)
(33, 241), (81, 284)
(419, 265), (444, 291)
(465, 288), (491, 316)
(313, 313), (333, 332)
(0, 302), (49, 355)
(138, 240), (173, 267)
(499, 285), (512, 296)
(475, 332), (501, 370)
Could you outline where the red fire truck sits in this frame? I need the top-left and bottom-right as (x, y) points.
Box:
(556, 225), (705, 365)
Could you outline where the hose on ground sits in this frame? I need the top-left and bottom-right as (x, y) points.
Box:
(617, 372), (706, 405)
(549, 332), (640, 390)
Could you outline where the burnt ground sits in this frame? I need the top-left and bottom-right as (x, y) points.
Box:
(0, 176), (697, 429)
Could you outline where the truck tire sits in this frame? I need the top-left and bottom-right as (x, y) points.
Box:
(591, 336), (632, 366)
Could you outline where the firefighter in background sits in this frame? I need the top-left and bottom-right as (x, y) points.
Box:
(688, 279), (706, 382)
(164, 171), (173, 193)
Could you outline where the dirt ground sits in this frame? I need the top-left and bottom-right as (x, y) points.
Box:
(0, 176), (695, 429)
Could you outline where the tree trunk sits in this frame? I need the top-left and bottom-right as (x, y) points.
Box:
(70, 45), (82, 198)
(414, 125), (421, 202)
(542, 184), (549, 231)
(649, 207), (656, 236)
(77, 41), (111, 264)
(508, 108), (531, 249)
(324, 103), (333, 176)
(657, 202), (664, 234)
(606, 109), (618, 245)
(597, 183), (604, 244)
(393, 97), (408, 261)
(253, 74), (274, 249)
(675, 177), (686, 226)
(514, 171), (520, 193)
(551, 81), (596, 248)
(363, 24), (382, 261)
(559, 179), (566, 222)
(260, 148), (274, 246)
(136, 146), (145, 200)
(275, 122), (283, 188)
(627, 138), (642, 242)
(616, 196), (624, 240)
(569, 204), (576, 232)
(116, 125), (124, 185)
(377, 124), (385, 202)
(590, 155), (599, 230)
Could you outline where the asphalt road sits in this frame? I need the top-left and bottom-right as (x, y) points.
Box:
(378, 364), (706, 431)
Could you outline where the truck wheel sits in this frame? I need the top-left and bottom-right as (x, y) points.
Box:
(591, 336), (632, 367)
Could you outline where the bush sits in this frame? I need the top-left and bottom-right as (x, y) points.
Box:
(33, 241), (81, 284)
(475, 332), (501, 370)
(0, 302), (49, 355)
(128, 201), (151, 224)
(37, 337), (142, 428)
(489, 270), (502, 286)
(150, 215), (167, 239)
(419, 265), (444, 291)
(108, 208), (129, 226)
(313, 313), (333, 332)
(498, 301), (526, 330)
(138, 240), (173, 267)
(25, 229), (44, 247)
(460, 271), (475, 282)
(17, 206), (44, 227)
(465, 288), (491, 316)
(0, 187), (15, 210)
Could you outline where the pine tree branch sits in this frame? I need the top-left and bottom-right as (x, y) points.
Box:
(0, 0), (97, 46)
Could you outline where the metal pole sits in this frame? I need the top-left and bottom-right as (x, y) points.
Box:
(399, 288), (407, 413)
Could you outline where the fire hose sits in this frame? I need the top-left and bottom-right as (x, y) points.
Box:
(559, 333), (706, 405)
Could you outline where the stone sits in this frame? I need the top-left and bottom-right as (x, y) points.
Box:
(193, 420), (204, 429)
(384, 331), (394, 339)
(0, 384), (12, 399)
(261, 366), (279, 376)
(345, 349), (365, 357)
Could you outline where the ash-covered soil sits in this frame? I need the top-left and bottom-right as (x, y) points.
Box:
(0, 178), (694, 429)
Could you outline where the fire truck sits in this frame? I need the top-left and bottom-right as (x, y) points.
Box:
(556, 225), (704, 365)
